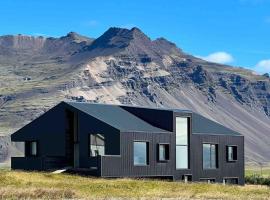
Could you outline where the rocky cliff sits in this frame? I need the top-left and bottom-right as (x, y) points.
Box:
(0, 27), (269, 164)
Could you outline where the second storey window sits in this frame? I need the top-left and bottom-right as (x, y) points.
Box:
(134, 141), (149, 166)
(227, 146), (237, 162)
(176, 117), (189, 169)
(89, 134), (105, 157)
(203, 143), (218, 169)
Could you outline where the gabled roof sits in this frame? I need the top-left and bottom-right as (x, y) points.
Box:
(191, 113), (241, 136)
(65, 102), (170, 133)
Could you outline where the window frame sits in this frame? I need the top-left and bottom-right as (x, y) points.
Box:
(175, 116), (191, 170)
(226, 145), (238, 162)
(133, 140), (149, 166)
(202, 143), (219, 170)
(157, 143), (170, 162)
(88, 133), (105, 157)
(223, 177), (239, 185)
(26, 141), (38, 157)
(200, 178), (216, 183)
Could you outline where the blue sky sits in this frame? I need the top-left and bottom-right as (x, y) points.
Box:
(0, 0), (270, 73)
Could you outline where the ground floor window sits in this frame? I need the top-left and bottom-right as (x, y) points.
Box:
(226, 146), (237, 162)
(200, 178), (215, 183)
(134, 141), (149, 166)
(223, 178), (238, 184)
(89, 134), (105, 157)
(158, 144), (169, 162)
(182, 175), (192, 182)
(203, 143), (218, 169)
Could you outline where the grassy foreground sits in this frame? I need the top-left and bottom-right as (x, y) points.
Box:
(0, 171), (270, 199)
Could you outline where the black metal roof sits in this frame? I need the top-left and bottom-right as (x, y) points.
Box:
(65, 102), (171, 133)
(66, 101), (241, 136)
(191, 113), (241, 136)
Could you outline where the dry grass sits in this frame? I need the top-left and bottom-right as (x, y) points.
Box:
(0, 170), (270, 199)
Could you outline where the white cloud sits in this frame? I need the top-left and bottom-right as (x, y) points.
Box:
(198, 52), (234, 64)
(253, 59), (270, 74)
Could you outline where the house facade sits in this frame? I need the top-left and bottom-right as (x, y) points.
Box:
(11, 102), (244, 185)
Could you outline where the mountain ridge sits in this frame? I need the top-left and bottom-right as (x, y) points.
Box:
(0, 27), (269, 165)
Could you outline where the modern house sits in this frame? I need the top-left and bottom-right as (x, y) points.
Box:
(11, 102), (244, 185)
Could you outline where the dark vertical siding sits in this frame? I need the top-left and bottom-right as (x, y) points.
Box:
(76, 110), (120, 169)
(101, 131), (174, 178)
(189, 134), (244, 185)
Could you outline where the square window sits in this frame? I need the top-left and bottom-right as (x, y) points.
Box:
(227, 146), (237, 162)
(158, 144), (169, 161)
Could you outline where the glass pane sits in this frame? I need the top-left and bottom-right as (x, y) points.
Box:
(30, 142), (37, 156)
(90, 134), (105, 157)
(203, 144), (211, 169)
(159, 145), (165, 161)
(176, 117), (188, 145)
(228, 146), (233, 161)
(210, 144), (216, 168)
(176, 145), (188, 169)
(134, 142), (147, 165)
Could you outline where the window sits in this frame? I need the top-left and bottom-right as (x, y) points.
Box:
(158, 144), (169, 161)
(29, 141), (37, 156)
(223, 178), (238, 185)
(226, 146), (237, 162)
(89, 134), (105, 157)
(176, 117), (189, 169)
(182, 175), (192, 182)
(203, 144), (218, 169)
(200, 178), (215, 183)
(134, 141), (149, 166)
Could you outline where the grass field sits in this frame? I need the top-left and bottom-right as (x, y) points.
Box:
(0, 170), (270, 199)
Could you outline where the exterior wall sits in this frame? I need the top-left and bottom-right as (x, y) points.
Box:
(75, 110), (120, 169)
(188, 134), (245, 185)
(100, 131), (174, 178)
(100, 112), (244, 185)
(11, 103), (67, 159)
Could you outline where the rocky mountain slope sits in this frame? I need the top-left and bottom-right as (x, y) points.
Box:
(0, 27), (269, 164)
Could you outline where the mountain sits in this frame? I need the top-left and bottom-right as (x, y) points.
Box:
(0, 27), (269, 165)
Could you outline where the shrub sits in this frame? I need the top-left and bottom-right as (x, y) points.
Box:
(245, 174), (270, 186)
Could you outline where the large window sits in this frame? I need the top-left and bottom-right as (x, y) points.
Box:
(158, 144), (169, 162)
(89, 134), (105, 157)
(226, 146), (237, 162)
(176, 117), (189, 169)
(203, 144), (218, 169)
(134, 141), (149, 166)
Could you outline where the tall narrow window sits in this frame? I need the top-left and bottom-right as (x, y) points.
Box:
(29, 141), (37, 156)
(226, 146), (237, 162)
(134, 141), (149, 166)
(176, 117), (189, 169)
(158, 144), (169, 161)
(89, 134), (105, 157)
(203, 144), (218, 169)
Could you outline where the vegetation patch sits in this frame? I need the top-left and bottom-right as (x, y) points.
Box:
(0, 171), (270, 199)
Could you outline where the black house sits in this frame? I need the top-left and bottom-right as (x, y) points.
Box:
(11, 102), (244, 185)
